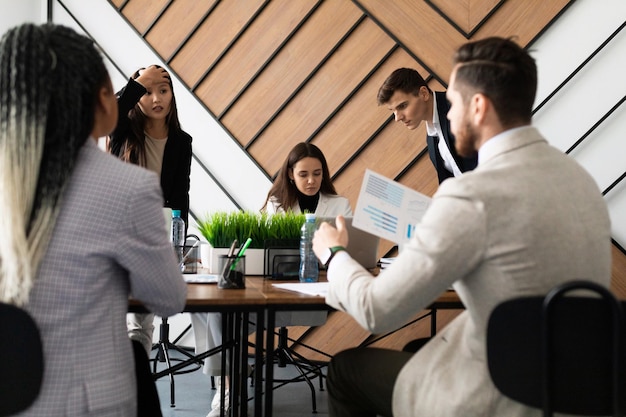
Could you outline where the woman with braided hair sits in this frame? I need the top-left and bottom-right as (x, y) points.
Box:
(0, 23), (186, 416)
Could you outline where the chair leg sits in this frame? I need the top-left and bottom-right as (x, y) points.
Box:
(278, 346), (318, 412)
(267, 327), (326, 413)
(151, 317), (203, 408)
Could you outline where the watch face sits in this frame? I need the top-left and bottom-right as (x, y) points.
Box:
(320, 247), (332, 266)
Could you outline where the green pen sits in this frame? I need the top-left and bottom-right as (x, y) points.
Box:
(230, 237), (252, 271)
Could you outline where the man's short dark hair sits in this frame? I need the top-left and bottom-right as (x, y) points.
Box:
(452, 37), (537, 127)
(377, 68), (431, 105)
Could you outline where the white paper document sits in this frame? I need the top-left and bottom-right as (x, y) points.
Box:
(183, 274), (220, 284)
(272, 282), (329, 297)
(353, 169), (431, 244)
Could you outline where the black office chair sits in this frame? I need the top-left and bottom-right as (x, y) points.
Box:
(0, 302), (44, 416)
(487, 280), (626, 417)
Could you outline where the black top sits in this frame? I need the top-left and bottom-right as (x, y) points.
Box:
(297, 191), (320, 214)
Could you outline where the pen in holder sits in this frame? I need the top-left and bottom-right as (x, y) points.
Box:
(218, 255), (246, 289)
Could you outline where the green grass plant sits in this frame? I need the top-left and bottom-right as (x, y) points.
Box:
(197, 210), (305, 249)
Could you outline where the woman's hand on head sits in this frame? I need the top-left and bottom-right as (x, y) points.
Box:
(134, 65), (170, 89)
(313, 215), (349, 259)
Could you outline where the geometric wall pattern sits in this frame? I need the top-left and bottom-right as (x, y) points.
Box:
(110, 0), (571, 243)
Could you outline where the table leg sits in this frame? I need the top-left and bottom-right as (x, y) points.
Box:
(264, 309), (276, 417)
(254, 310), (264, 417)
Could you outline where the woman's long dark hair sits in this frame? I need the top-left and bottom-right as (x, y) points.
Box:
(110, 65), (181, 167)
(261, 142), (337, 212)
(0, 23), (108, 305)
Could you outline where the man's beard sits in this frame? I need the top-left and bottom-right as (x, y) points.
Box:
(455, 118), (479, 158)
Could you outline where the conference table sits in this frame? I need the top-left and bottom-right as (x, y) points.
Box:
(135, 275), (463, 417)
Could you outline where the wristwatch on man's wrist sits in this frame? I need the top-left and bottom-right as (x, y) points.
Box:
(320, 246), (346, 268)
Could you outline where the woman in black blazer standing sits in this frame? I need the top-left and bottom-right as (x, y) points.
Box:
(108, 64), (192, 226)
(107, 65), (192, 356)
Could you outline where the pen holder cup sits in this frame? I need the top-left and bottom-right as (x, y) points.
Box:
(218, 255), (246, 289)
(181, 243), (200, 274)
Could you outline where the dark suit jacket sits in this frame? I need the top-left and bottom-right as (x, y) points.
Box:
(426, 91), (478, 183)
(108, 79), (192, 225)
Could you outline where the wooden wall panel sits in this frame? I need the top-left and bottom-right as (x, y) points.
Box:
(474, 1), (573, 44)
(356, 0), (572, 84)
(428, 0), (503, 34)
(170, 0), (265, 86)
(220, 0), (362, 145)
(397, 149), (440, 197)
(292, 308), (462, 362)
(355, 0), (467, 84)
(313, 49), (428, 176)
(120, 0), (168, 35)
(248, 18), (395, 176)
(194, 1), (319, 116)
(145, 0), (215, 61)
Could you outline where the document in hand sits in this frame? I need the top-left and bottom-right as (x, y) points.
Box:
(353, 169), (431, 244)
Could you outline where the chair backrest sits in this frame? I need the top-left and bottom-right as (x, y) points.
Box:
(0, 302), (44, 416)
(487, 280), (626, 417)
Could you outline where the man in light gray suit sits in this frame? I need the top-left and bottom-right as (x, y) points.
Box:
(313, 37), (612, 417)
(0, 24), (186, 416)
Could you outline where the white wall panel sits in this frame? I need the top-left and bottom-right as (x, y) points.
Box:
(532, 0), (626, 107)
(569, 106), (626, 192)
(533, 29), (626, 153)
(0, 0), (42, 35)
(529, 0), (626, 247)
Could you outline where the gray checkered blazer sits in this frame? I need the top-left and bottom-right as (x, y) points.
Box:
(21, 139), (187, 416)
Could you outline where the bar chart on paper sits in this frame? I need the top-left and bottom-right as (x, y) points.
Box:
(353, 169), (431, 244)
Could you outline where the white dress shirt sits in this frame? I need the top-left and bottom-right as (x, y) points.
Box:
(426, 94), (462, 177)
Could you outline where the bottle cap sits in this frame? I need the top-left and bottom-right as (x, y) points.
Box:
(305, 213), (316, 221)
(172, 209), (181, 217)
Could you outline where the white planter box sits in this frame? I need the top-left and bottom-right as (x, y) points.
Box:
(202, 246), (266, 275)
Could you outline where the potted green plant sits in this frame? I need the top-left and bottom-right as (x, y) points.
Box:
(197, 211), (305, 274)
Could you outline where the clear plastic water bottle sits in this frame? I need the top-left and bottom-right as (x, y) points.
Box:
(170, 209), (185, 268)
(299, 213), (319, 283)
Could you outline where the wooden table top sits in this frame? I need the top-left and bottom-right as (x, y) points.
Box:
(185, 281), (266, 307)
(131, 274), (462, 312)
(246, 275), (463, 310)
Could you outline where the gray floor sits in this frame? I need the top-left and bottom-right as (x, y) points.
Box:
(153, 348), (329, 417)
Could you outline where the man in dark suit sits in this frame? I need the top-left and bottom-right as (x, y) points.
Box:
(377, 68), (477, 183)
